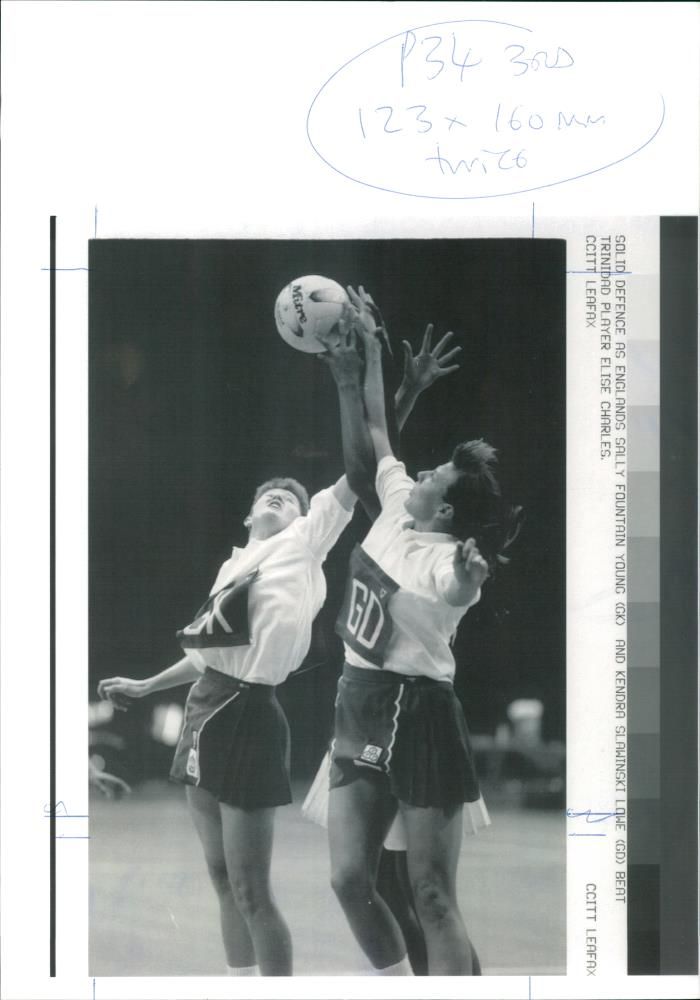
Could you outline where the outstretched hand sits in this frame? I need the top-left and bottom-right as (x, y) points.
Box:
(346, 285), (386, 355)
(97, 676), (147, 712)
(89, 759), (132, 799)
(317, 309), (364, 386)
(401, 325), (461, 395)
(318, 283), (387, 382)
(453, 538), (489, 590)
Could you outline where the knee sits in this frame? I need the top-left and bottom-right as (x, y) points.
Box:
(205, 859), (232, 899)
(411, 871), (454, 927)
(330, 861), (373, 908)
(228, 865), (271, 919)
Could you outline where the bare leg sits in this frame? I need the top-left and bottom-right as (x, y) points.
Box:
(471, 941), (482, 974)
(328, 777), (406, 970)
(376, 849), (428, 975)
(401, 802), (475, 975)
(185, 786), (255, 968)
(220, 803), (292, 976)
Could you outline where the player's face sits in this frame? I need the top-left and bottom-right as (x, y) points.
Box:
(249, 488), (303, 536)
(404, 461), (460, 524)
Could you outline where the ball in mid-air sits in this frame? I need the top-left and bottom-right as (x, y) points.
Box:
(274, 275), (349, 353)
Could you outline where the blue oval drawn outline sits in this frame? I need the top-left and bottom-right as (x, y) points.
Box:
(306, 20), (666, 201)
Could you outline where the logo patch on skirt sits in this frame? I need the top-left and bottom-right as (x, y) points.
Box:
(354, 743), (385, 771)
(186, 746), (200, 781)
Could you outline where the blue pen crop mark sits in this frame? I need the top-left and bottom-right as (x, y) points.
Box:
(566, 808), (617, 823)
(44, 803), (89, 837)
(567, 807), (621, 836)
(44, 802), (88, 818)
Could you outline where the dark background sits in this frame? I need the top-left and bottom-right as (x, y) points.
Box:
(89, 238), (565, 782)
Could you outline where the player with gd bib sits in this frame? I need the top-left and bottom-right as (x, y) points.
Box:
(96, 288), (460, 977)
(323, 288), (523, 976)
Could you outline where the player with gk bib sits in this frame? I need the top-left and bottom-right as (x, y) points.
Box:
(322, 287), (523, 976)
(98, 474), (355, 976)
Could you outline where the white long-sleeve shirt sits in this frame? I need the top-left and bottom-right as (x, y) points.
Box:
(343, 456), (480, 682)
(182, 486), (353, 685)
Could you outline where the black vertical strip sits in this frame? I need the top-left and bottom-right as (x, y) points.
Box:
(659, 216), (698, 973)
(49, 216), (56, 976)
(627, 862), (660, 973)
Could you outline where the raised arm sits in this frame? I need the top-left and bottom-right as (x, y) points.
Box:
(346, 287), (394, 464)
(318, 318), (381, 520)
(442, 538), (490, 607)
(321, 287), (463, 514)
(348, 287), (394, 462)
(351, 287), (461, 433)
(330, 474), (357, 513)
(395, 324), (462, 430)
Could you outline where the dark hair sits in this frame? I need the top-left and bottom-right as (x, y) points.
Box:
(251, 477), (310, 516)
(445, 440), (524, 571)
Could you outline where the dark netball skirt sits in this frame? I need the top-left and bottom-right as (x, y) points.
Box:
(170, 668), (291, 809)
(330, 662), (481, 809)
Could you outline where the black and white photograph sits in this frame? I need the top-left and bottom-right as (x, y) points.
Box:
(88, 238), (566, 977)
